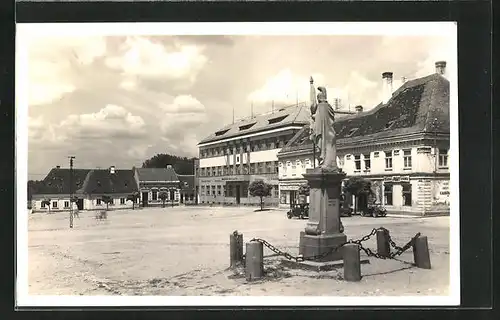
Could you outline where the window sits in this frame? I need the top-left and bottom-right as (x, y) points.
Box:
(305, 159), (311, 168)
(385, 120), (396, 130)
(215, 129), (230, 136)
(384, 184), (393, 205)
(152, 190), (158, 201)
(64, 201), (69, 208)
(96, 199), (102, 205)
(52, 201), (58, 208)
(228, 185), (233, 197)
(41, 202), (46, 208)
(292, 161), (297, 169)
(346, 128), (359, 137)
(301, 160), (306, 169)
(212, 167), (217, 176)
(402, 183), (412, 206)
(120, 198), (125, 205)
(201, 186), (205, 196)
(267, 162), (273, 173)
(236, 155), (240, 163)
(363, 154), (371, 171)
(268, 115), (287, 124)
(211, 186), (216, 196)
(218, 166), (223, 176)
(217, 185), (222, 195)
(403, 149), (412, 168)
(354, 155), (361, 170)
(260, 162), (265, 173)
(385, 151), (393, 169)
(239, 123), (256, 131)
(438, 149), (449, 167)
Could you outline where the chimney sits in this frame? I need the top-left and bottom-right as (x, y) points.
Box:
(355, 105), (363, 113)
(109, 166), (115, 174)
(435, 61), (446, 75)
(56, 165), (60, 169)
(401, 76), (407, 84)
(382, 72), (393, 104)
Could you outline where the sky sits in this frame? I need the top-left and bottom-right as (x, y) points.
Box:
(24, 31), (454, 180)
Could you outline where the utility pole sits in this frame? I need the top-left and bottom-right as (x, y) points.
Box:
(68, 156), (75, 229)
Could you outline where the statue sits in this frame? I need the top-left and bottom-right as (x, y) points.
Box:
(309, 77), (338, 171)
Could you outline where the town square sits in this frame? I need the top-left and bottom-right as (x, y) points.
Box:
(19, 22), (457, 303)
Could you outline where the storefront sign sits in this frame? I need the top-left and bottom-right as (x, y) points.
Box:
(384, 175), (410, 183)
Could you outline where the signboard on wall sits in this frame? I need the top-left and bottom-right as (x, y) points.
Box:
(384, 176), (410, 183)
(433, 180), (450, 206)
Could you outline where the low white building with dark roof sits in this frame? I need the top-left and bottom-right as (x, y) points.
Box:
(196, 102), (353, 206)
(134, 165), (182, 207)
(277, 62), (451, 216)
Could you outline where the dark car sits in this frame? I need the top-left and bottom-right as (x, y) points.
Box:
(361, 203), (388, 218)
(287, 203), (309, 219)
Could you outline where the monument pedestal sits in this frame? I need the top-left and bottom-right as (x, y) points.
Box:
(298, 167), (347, 263)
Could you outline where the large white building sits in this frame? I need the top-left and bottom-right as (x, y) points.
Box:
(196, 103), (309, 206)
(277, 62), (451, 216)
(196, 103), (354, 206)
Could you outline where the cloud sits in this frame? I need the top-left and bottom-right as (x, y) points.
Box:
(106, 37), (208, 85)
(28, 37), (107, 106)
(59, 104), (147, 140)
(160, 96), (208, 134)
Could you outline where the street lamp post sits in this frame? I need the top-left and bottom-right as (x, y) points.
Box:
(68, 156), (75, 229)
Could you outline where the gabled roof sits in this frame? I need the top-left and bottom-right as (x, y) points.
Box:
(136, 167), (179, 182)
(279, 73), (450, 154)
(198, 103), (310, 145)
(178, 175), (195, 191)
(34, 168), (91, 195)
(80, 169), (138, 195)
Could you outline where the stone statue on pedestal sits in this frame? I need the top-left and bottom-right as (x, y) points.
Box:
(309, 77), (339, 171)
(297, 77), (347, 263)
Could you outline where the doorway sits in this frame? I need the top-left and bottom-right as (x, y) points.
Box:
(77, 198), (84, 210)
(180, 194), (184, 204)
(235, 185), (241, 205)
(142, 192), (148, 207)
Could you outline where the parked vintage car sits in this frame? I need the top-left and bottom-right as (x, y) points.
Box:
(361, 203), (388, 218)
(287, 203), (309, 219)
(340, 207), (353, 217)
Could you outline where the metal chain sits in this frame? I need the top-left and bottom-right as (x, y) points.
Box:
(249, 227), (420, 263)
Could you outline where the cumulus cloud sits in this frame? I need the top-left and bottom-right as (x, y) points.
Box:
(248, 68), (381, 112)
(106, 37), (208, 84)
(59, 104), (147, 140)
(159, 95), (208, 137)
(28, 36), (107, 106)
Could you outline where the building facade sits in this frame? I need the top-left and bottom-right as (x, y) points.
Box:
(196, 103), (312, 206)
(31, 166), (139, 212)
(178, 174), (196, 205)
(278, 62), (451, 216)
(134, 166), (181, 207)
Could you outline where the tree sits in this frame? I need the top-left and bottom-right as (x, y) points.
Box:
(101, 195), (113, 211)
(249, 180), (272, 211)
(142, 153), (196, 175)
(158, 191), (169, 208)
(41, 199), (51, 213)
(342, 177), (374, 214)
(127, 192), (140, 210)
(298, 183), (310, 204)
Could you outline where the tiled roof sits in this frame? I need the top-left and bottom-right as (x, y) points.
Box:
(136, 167), (179, 182)
(198, 103), (311, 144)
(81, 169), (139, 195)
(279, 73), (450, 154)
(178, 175), (195, 190)
(34, 168), (91, 195)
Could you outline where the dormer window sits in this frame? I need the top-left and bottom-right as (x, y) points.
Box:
(215, 129), (230, 136)
(346, 128), (359, 137)
(268, 115), (287, 125)
(385, 120), (396, 130)
(239, 123), (256, 131)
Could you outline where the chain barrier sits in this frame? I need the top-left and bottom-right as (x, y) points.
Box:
(249, 227), (421, 263)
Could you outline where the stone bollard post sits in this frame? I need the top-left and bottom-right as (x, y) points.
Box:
(376, 229), (391, 258)
(245, 241), (263, 281)
(229, 232), (244, 268)
(413, 235), (431, 269)
(343, 243), (361, 282)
